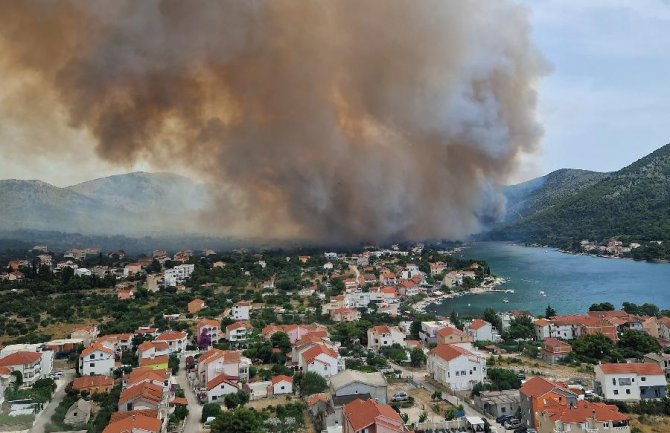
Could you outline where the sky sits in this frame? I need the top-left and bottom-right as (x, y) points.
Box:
(0, 0), (669, 187)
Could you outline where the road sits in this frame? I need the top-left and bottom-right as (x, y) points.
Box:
(175, 355), (203, 433)
(30, 369), (75, 433)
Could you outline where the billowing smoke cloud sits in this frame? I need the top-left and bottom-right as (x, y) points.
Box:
(0, 0), (547, 242)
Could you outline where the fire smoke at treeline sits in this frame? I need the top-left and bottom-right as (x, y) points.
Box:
(0, 0), (547, 242)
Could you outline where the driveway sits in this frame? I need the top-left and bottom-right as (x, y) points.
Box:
(30, 369), (75, 433)
(175, 355), (203, 433)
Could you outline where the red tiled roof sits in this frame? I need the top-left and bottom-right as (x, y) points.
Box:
(0, 351), (41, 367)
(155, 330), (187, 341)
(81, 342), (114, 358)
(206, 374), (239, 391)
(271, 375), (293, 385)
(118, 382), (163, 405)
(307, 393), (329, 405)
(429, 344), (474, 362)
(302, 345), (338, 363)
(198, 318), (220, 328)
(139, 355), (169, 367)
(102, 414), (161, 433)
(436, 326), (467, 338)
(343, 399), (404, 432)
(519, 376), (574, 398)
(226, 321), (253, 331)
(468, 319), (489, 331)
(109, 409), (159, 423)
(598, 363), (664, 375)
(542, 400), (627, 423)
(71, 375), (114, 390)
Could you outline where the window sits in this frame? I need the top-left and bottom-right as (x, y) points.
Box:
(626, 389), (631, 394)
(612, 378), (616, 385)
(613, 390), (619, 395)
(455, 371), (459, 376)
(90, 363), (95, 367)
(501, 407), (506, 413)
(641, 377), (646, 382)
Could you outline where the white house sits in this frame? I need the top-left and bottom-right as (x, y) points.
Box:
(163, 263), (195, 287)
(225, 322), (253, 343)
(205, 374), (239, 403)
(533, 319), (551, 340)
(595, 363), (667, 401)
(367, 326), (405, 351)
(465, 319), (496, 342)
(154, 330), (188, 354)
(270, 375), (293, 395)
(79, 343), (115, 376)
(323, 262), (334, 270)
(231, 301), (251, 321)
(197, 318), (222, 345)
(300, 344), (341, 380)
(427, 344), (486, 391)
(197, 349), (251, 385)
(0, 352), (44, 387)
(74, 268), (92, 277)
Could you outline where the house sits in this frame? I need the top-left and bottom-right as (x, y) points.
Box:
(330, 370), (387, 405)
(429, 261), (446, 275)
(188, 299), (206, 314)
(137, 341), (169, 369)
(466, 319), (496, 342)
(643, 352), (670, 379)
(197, 349), (251, 385)
(118, 289), (135, 300)
(330, 307), (361, 322)
(436, 326), (471, 345)
(300, 344), (341, 380)
(118, 382), (165, 412)
(79, 343), (116, 376)
(225, 321), (253, 343)
(74, 268), (92, 277)
(70, 375), (115, 394)
(536, 400), (630, 433)
(427, 344), (486, 391)
(154, 330), (188, 354)
(64, 398), (91, 425)
(0, 351), (44, 387)
(123, 368), (171, 393)
(533, 319), (552, 340)
(123, 263), (142, 277)
(0, 367), (15, 404)
(197, 318), (222, 346)
(261, 323), (329, 344)
(594, 363), (667, 401)
(205, 374), (239, 403)
(102, 413), (161, 433)
(134, 327), (159, 339)
(419, 321), (448, 345)
(231, 301), (251, 321)
(541, 338), (572, 364)
(270, 375), (293, 395)
(323, 262), (334, 270)
(342, 399), (408, 433)
(164, 263), (195, 287)
(95, 333), (133, 353)
(519, 377), (578, 428)
(367, 326), (405, 351)
(474, 389), (520, 418)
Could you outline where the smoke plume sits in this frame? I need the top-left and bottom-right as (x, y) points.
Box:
(0, 0), (547, 242)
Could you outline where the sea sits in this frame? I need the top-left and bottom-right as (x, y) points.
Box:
(426, 242), (670, 317)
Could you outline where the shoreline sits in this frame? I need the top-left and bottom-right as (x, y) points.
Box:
(412, 276), (507, 313)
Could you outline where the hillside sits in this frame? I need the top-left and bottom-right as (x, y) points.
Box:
(0, 173), (209, 235)
(494, 143), (670, 254)
(503, 168), (610, 222)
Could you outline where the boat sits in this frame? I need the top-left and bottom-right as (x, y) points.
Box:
(539, 290), (545, 295)
(504, 289), (515, 294)
(502, 298), (509, 303)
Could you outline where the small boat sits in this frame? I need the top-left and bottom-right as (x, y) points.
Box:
(504, 289), (515, 294)
(502, 298), (509, 303)
(539, 290), (545, 295)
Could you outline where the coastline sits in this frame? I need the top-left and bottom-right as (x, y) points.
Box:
(412, 276), (507, 313)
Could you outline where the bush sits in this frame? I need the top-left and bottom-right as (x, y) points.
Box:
(202, 403), (222, 423)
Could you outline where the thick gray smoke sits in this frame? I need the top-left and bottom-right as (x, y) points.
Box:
(0, 0), (547, 242)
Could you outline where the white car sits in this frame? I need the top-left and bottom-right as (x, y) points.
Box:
(50, 371), (63, 379)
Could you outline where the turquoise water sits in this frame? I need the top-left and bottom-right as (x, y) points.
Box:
(426, 242), (670, 317)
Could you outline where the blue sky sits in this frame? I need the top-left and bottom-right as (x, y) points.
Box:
(523, 0), (670, 177)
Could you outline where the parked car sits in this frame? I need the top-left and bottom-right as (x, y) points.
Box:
(504, 418), (522, 429)
(516, 372), (526, 380)
(496, 414), (514, 425)
(391, 391), (409, 402)
(50, 371), (63, 379)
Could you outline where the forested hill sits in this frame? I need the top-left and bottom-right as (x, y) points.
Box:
(503, 168), (610, 222)
(492, 143), (670, 256)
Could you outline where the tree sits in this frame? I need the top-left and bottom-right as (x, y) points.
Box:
(10, 370), (22, 389)
(450, 311), (463, 330)
(419, 412), (428, 423)
(201, 403), (222, 423)
(297, 372), (327, 395)
(505, 315), (535, 340)
(211, 407), (263, 433)
(168, 355), (180, 375)
(589, 302), (615, 312)
(410, 320), (422, 339)
(198, 329), (212, 350)
(410, 348), (427, 367)
(224, 390), (250, 409)
(270, 332), (291, 353)
(571, 333), (621, 364)
(482, 308), (502, 331)
(431, 390), (443, 401)
(545, 305), (557, 319)
(617, 329), (661, 359)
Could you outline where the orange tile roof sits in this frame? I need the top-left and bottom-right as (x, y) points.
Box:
(519, 376), (574, 398)
(543, 400), (627, 423)
(125, 368), (170, 387)
(226, 321), (253, 331)
(139, 355), (169, 367)
(155, 330), (187, 341)
(533, 319), (551, 326)
(468, 319), (489, 331)
(81, 342), (115, 358)
(302, 345), (338, 363)
(71, 375), (114, 390)
(198, 318), (220, 328)
(370, 325), (392, 334)
(429, 344), (474, 362)
(0, 366), (11, 375)
(0, 351), (41, 366)
(598, 363), (664, 375)
(436, 326), (467, 338)
(109, 409), (159, 423)
(118, 382), (163, 405)
(307, 393), (329, 405)
(271, 374), (293, 385)
(543, 338), (571, 351)
(206, 374), (239, 391)
(102, 414), (161, 433)
(343, 399), (404, 432)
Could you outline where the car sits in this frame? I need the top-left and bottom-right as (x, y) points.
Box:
(504, 418), (522, 429)
(496, 415), (514, 424)
(391, 391), (409, 402)
(516, 372), (526, 380)
(50, 371), (63, 378)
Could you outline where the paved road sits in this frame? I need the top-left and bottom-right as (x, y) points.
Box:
(30, 369), (75, 433)
(176, 356), (203, 433)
